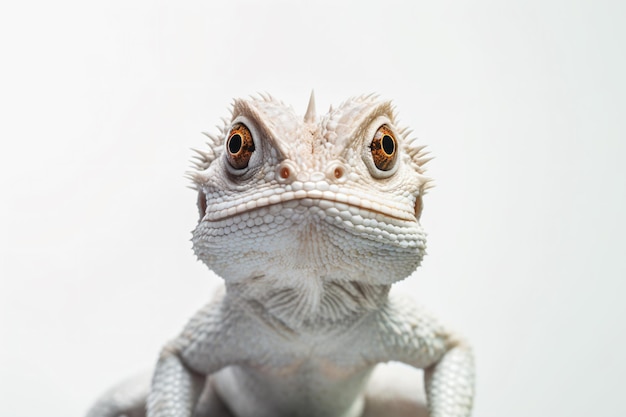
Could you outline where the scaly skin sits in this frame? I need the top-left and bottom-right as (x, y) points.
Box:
(86, 93), (475, 417)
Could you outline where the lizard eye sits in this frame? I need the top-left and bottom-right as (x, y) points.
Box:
(370, 125), (397, 171)
(226, 123), (255, 170)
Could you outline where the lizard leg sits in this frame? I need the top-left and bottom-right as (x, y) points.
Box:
(361, 294), (475, 417)
(85, 366), (232, 417)
(147, 350), (205, 417)
(424, 343), (475, 417)
(145, 296), (252, 417)
(85, 372), (151, 417)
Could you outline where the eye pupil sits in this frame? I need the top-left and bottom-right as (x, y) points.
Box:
(226, 123), (255, 170)
(370, 125), (397, 172)
(382, 135), (395, 155)
(228, 134), (242, 154)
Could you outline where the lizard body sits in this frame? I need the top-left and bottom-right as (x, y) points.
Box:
(86, 93), (475, 417)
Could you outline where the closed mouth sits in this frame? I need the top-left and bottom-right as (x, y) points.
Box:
(200, 190), (416, 224)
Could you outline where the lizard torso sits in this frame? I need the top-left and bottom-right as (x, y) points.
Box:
(177, 288), (446, 417)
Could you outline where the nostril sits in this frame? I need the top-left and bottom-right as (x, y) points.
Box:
(197, 190), (207, 221)
(276, 161), (298, 183)
(326, 162), (348, 183)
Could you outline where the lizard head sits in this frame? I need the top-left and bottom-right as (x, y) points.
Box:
(190, 93), (432, 289)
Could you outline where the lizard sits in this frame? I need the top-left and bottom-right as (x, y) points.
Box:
(86, 92), (475, 417)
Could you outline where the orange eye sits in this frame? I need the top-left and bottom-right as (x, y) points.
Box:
(370, 125), (397, 171)
(226, 123), (255, 169)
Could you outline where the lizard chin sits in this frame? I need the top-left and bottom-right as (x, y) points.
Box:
(192, 201), (425, 290)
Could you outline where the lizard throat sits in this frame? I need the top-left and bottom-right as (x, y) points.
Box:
(229, 278), (392, 328)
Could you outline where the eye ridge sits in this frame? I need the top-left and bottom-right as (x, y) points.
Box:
(370, 125), (397, 171)
(226, 123), (255, 170)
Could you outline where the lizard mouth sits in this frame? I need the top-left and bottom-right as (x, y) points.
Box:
(199, 189), (416, 224)
(198, 190), (208, 221)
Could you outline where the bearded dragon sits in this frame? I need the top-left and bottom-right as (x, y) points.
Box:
(86, 93), (475, 417)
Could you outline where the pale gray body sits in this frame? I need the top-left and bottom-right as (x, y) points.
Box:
(86, 93), (475, 417)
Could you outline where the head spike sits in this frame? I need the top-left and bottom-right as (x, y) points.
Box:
(409, 145), (428, 157)
(304, 90), (316, 123)
(415, 156), (434, 166)
(421, 178), (436, 192)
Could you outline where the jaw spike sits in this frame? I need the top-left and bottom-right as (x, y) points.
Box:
(303, 90), (316, 123)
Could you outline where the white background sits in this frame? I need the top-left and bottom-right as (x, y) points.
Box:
(1, 1), (625, 416)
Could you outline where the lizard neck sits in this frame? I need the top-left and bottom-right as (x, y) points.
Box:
(226, 275), (391, 330)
